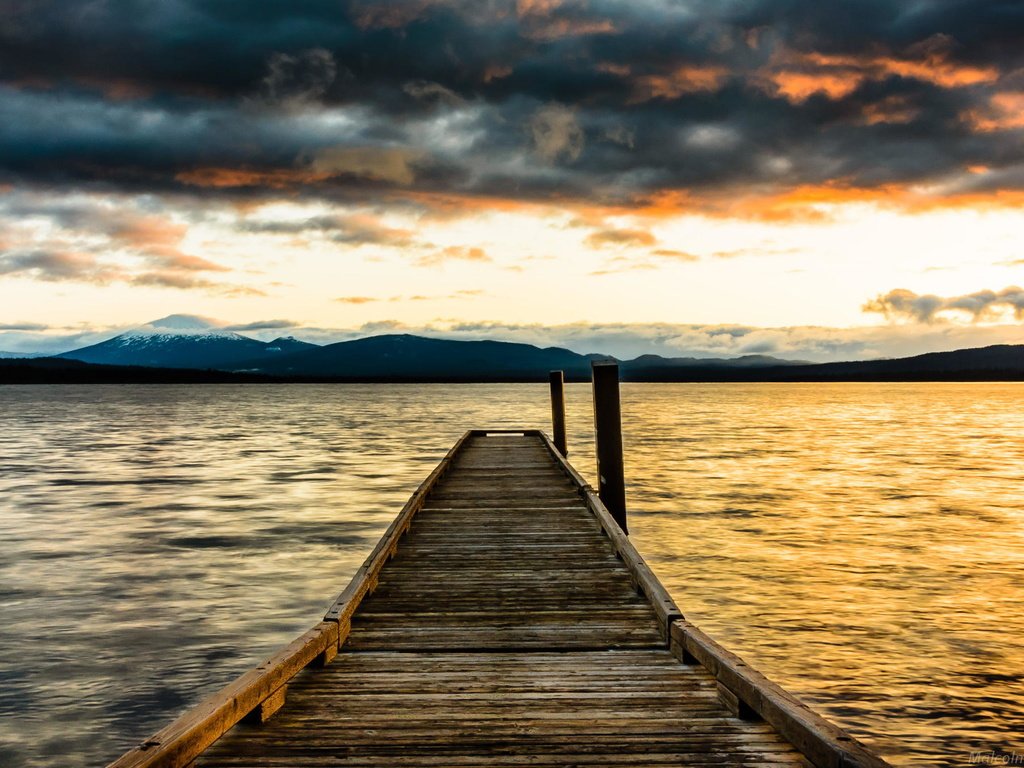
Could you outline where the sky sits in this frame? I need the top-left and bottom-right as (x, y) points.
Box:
(1, 0), (1023, 361)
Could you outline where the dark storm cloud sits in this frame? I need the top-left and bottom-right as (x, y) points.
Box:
(0, 0), (1022, 211)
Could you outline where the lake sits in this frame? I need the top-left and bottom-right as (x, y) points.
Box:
(1, 383), (1022, 766)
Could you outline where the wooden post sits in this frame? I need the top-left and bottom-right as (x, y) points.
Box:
(549, 370), (567, 456)
(591, 361), (626, 533)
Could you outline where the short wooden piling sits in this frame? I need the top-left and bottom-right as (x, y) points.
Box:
(591, 361), (627, 533)
(548, 370), (567, 456)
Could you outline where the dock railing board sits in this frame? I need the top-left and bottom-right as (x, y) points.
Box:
(108, 426), (891, 768)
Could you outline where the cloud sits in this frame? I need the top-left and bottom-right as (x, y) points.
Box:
(528, 104), (584, 163)
(584, 227), (657, 249)
(965, 91), (1024, 132)
(516, 0), (617, 42)
(403, 80), (464, 106)
(108, 215), (229, 271)
(0, 321), (49, 331)
(335, 296), (381, 304)
(0, 195), (250, 293)
(712, 246), (802, 259)
(260, 48), (337, 106)
(863, 286), (1024, 323)
(0, 249), (116, 282)
(225, 319), (299, 331)
(0, 0), (1021, 221)
(129, 271), (265, 295)
(759, 37), (1000, 105)
(627, 65), (730, 103)
(651, 248), (699, 261)
(0, 245), (257, 294)
(312, 147), (424, 186)
(241, 213), (415, 247)
(415, 245), (491, 267)
(337, 289), (485, 303)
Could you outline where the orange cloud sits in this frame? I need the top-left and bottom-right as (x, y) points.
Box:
(760, 37), (1000, 104)
(109, 215), (229, 272)
(398, 177), (1024, 230)
(769, 71), (861, 102)
(177, 164), (1023, 231)
(624, 180), (1024, 224)
(801, 50), (997, 89)
(515, 0), (615, 41)
(176, 167), (334, 189)
(861, 94), (920, 125)
(415, 245), (492, 267)
(964, 91), (1024, 132)
(628, 65), (730, 102)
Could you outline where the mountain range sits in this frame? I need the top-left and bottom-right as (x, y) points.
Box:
(49, 314), (809, 381)
(1, 314), (1022, 382)
(57, 315), (318, 369)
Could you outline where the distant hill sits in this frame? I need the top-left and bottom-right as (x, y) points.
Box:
(0, 357), (272, 384)
(60, 315), (320, 369)
(621, 353), (806, 373)
(248, 334), (596, 381)
(776, 343), (1024, 380)
(620, 344), (1024, 381)
(0, 350), (49, 359)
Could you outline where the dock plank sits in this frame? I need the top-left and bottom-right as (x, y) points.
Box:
(197, 433), (814, 767)
(112, 430), (888, 768)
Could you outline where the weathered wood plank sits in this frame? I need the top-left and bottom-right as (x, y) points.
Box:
(110, 430), (887, 768)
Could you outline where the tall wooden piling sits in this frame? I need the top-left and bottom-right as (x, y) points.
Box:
(549, 370), (567, 456)
(591, 361), (627, 533)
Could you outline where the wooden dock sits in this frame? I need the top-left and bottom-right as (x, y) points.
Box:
(110, 429), (890, 768)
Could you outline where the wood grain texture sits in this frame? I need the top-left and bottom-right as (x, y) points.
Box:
(198, 434), (822, 768)
(113, 430), (889, 768)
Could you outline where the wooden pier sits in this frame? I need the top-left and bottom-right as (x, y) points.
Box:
(110, 420), (890, 768)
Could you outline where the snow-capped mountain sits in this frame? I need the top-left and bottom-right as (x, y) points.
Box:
(59, 315), (316, 369)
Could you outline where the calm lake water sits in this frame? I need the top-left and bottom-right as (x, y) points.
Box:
(1, 383), (1022, 766)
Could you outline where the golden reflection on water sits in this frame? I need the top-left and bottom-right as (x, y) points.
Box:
(0, 382), (1022, 767)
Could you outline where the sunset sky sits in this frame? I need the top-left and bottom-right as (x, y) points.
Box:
(2, 0), (1023, 360)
